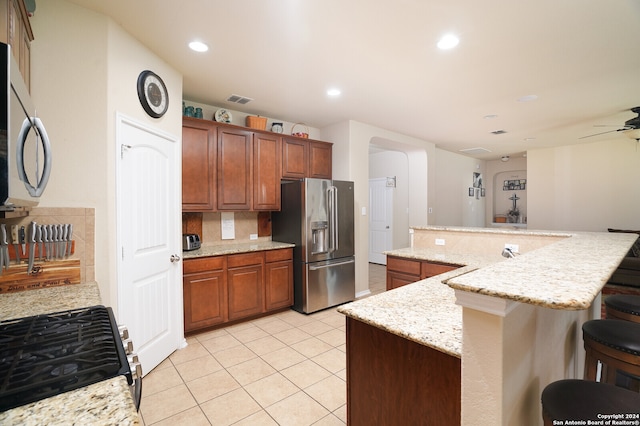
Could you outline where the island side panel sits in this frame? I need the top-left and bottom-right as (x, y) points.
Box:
(346, 317), (461, 425)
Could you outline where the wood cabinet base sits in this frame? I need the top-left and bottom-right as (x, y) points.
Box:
(346, 318), (461, 425)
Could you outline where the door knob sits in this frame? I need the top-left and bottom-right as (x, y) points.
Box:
(170, 254), (181, 263)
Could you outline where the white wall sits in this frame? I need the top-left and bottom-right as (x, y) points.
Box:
(31, 0), (182, 312)
(528, 138), (640, 232)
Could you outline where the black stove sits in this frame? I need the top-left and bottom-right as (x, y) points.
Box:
(0, 305), (135, 412)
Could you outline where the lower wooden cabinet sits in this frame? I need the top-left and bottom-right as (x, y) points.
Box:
(183, 248), (293, 333)
(386, 255), (459, 290)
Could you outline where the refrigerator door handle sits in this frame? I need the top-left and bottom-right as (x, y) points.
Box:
(308, 258), (355, 271)
(328, 185), (339, 253)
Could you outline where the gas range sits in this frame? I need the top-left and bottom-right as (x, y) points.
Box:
(0, 305), (141, 412)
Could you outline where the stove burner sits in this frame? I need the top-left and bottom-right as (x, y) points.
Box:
(0, 306), (131, 412)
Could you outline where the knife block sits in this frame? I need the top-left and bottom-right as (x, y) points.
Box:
(0, 242), (80, 294)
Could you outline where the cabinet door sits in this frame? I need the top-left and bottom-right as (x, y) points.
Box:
(386, 270), (420, 290)
(182, 118), (216, 211)
(183, 269), (226, 332)
(386, 256), (421, 290)
(227, 252), (264, 320)
(217, 127), (252, 210)
(281, 137), (308, 179)
(308, 141), (332, 179)
(265, 249), (293, 310)
(420, 262), (458, 279)
(253, 133), (281, 210)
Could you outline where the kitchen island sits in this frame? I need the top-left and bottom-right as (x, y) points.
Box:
(0, 283), (140, 425)
(339, 227), (636, 426)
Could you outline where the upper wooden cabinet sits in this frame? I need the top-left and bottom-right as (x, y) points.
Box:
(253, 132), (281, 211)
(281, 137), (332, 180)
(182, 118), (216, 211)
(0, 0), (33, 89)
(217, 127), (252, 210)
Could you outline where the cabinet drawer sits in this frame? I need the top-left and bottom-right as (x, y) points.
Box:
(227, 252), (265, 268)
(266, 248), (293, 263)
(184, 256), (224, 274)
(421, 262), (459, 278)
(387, 256), (421, 275)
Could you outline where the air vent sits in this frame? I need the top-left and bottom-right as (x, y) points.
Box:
(491, 129), (507, 135)
(460, 147), (492, 155)
(226, 94), (253, 104)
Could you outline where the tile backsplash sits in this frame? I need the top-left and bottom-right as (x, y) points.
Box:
(183, 212), (272, 246)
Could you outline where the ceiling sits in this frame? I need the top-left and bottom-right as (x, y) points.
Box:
(64, 0), (640, 160)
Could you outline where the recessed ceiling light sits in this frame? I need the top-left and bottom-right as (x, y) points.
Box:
(327, 88), (341, 97)
(188, 41), (209, 52)
(517, 94), (538, 102)
(437, 34), (459, 50)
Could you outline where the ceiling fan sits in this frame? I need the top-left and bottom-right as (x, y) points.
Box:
(579, 106), (640, 140)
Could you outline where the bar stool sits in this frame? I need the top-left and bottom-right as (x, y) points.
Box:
(605, 294), (640, 323)
(541, 379), (640, 426)
(582, 319), (640, 392)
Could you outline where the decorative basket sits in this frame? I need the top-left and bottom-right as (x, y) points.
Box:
(291, 123), (309, 138)
(246, 115), (267, 130)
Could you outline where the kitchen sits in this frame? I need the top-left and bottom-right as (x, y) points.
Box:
(1, 0), (640, 425)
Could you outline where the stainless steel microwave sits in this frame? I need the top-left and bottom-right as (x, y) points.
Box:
(0, 42), (52, 212)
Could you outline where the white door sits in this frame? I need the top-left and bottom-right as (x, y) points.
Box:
(116, 114), (184, 375)
(369, 178), (393, 265)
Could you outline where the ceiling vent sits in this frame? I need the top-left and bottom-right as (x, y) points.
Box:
(491, 129), (507, 135)
(459, 147), (492, 155)
(226, 94), (253, 105)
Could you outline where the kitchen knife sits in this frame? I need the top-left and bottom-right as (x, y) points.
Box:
(50, 224), (57, 259)
(11, 225), (20, 264)
(19, 226), (25, 255)
(58, 224), (65, 259)
(42, 225), (49, 260)
(0, 224), (8, 270)
(36, 225), (43, 260)
(27, 221), (36, 274)
(66, 224), (73, 257)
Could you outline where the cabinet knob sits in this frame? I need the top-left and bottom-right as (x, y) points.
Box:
(170, 254), (181, 263)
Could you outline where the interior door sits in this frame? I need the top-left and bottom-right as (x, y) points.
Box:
(369, 178), (393, 265)
(116, 114), (184, 375)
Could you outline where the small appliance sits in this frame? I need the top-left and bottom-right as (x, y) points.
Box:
(182, 233), (201, 251)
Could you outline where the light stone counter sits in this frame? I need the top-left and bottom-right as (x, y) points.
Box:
(0, 282), (140, 425)
(182, 240), (295, 259)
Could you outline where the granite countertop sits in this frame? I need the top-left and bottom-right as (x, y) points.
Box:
(183, 240), (295, 259)
(0, 282), (140, 424)
(339, 229), (636, 358)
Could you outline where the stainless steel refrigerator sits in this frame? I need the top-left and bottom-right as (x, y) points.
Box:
(272, 178), (355, 314)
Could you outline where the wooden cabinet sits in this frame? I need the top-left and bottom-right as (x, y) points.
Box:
(183, 248), (294, 333)
(253, 132), (281, 211)
(386, 256), (459, 290)
(0, 0), (33, 89)
(183, 256), (226, 332)
(182, 118), (216, 211)
(282, 137), (332, 180)
(265, 248), (294, 310)
(217, 127), (252, 210)
(227, 252), (264, 320)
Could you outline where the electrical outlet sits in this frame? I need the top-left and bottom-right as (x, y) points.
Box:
(435, 238), (445, 246)
(504, 243), (519, 252)
(250, 234), (258, 240)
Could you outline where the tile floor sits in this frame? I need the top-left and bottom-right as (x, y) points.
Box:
(139, 263), (387, 426)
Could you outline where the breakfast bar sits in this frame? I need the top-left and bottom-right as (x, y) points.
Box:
(338, 226), (637, 426)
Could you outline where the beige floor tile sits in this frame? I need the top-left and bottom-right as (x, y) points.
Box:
(335, 368), (346, 381)
(319, 314), (346, 328)
(244, 335), (288, 356)
(193, 327), (229, 342)
(233, 409), (279, 426)
(228, 325), (270, 343)
(281, 359), (332, 389)
(333, 404), (347, 423)
(151, 406), (211, 426)
(186, 369), (241, 404)
(314, 413), (347, 426)
(272, 327), (313, 345)
(175, 354), (223, 382)
(227, 357), (277, 386)
(336, 343), (346, 353)
(213, 344), (258, 368)
(277, 310), (317, 326)
(200, 388), (262, 426)
(296, 320), (334, 336)
(200, 333), (242, 354)
(244, 373), (299, 408)
(266, 391), (330, 426)
(168, 341), (210, 365)
(254, 317), (295, 334)
(290, 337), (334, 358)
(316, 329), (346, 347)
(139, 384), (197, 425)
(304, 375), (346, 411)
(142, 365), (183, 397)
(149, 357), (173, 373)
(261, 346), (307, 371)
(312, 348), (346, 374)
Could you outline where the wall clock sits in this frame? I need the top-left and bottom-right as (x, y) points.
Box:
(137, 70), (169, 118)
